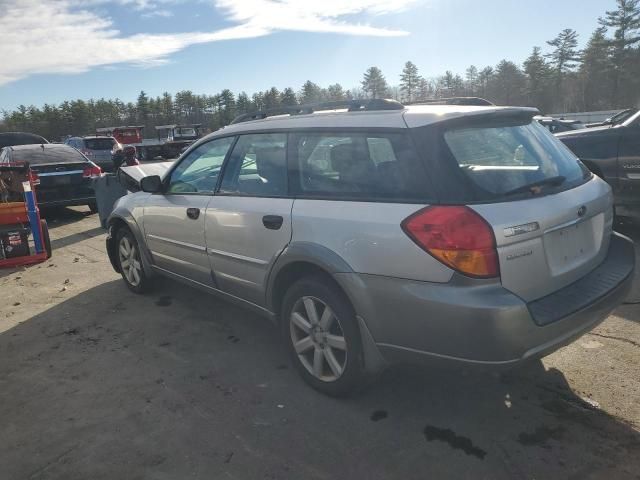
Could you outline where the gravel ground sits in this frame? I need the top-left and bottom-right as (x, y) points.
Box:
(0, 208), (638, 480)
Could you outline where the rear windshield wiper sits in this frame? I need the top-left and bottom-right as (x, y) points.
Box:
(502, 175), (566, 196)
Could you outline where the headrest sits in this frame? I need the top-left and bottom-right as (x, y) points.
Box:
(255, 147), (285, 175)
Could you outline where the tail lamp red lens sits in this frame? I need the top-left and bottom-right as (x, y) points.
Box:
(29, 171), (40, 185)
(401, 206), (499, 278)
(82, 165), (102, 178)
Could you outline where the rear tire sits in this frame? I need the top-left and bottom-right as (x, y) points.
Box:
(40, 219), (52, 259)
(115, 227), (151, 294)
(281, 275), (364, 397)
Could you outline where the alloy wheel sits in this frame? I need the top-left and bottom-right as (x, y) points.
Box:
(289, 296), (348, 382)
(118, 235), (142, 287)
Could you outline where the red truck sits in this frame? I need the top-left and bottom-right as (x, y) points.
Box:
(95, 124), (201, 161)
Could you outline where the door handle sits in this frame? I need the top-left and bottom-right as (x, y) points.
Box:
(186, 208), (200, 220)
(262, 215), (284, 230)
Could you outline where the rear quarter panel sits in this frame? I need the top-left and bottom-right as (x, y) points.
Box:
(291, 200), (454, 282)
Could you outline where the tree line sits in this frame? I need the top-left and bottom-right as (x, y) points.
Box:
(2, 0), (639, 141)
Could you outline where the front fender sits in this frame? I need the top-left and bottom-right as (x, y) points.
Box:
(106, 208), (154, 276)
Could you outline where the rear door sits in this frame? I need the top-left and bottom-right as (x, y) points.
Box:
(204, 133), (292, 306)
(439, 118), (613, 301)
(142, 136), (235, 286)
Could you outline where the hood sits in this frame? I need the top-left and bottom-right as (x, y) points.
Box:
(555, 124), (617, 139)
(119, 161), (173, 184)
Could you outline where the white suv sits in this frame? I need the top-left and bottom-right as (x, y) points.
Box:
(106, 99), (635, 396)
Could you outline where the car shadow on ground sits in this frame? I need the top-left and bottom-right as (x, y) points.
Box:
(41, 206), (96, 229)
(1, 277), (638, 479)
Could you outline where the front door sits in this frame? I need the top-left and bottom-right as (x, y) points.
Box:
(143, 136), (235, 286)
(205, 133), (292, 306)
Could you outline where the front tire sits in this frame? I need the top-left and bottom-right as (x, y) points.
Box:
(88, 202), (98, 214)
(282, 276), (364, 396)
(115, 228), (150, 294)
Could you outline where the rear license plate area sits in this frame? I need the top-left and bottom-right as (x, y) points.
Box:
(53, 175), (72, 185)
(544, 219), (596, 275)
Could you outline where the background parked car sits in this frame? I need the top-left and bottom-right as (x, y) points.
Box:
(535, 115), (585, 133)
(0, 132), (48, 149)
(0, 144), (102, 212)
(65, 136), (121, 172)
(557, 109), (640, 218)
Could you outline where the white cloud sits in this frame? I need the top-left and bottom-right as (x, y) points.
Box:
(141, 9), (174, 18)
(0, 0), (418, 86)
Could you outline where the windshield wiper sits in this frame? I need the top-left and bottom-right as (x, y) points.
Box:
(502, 175), (566, 196)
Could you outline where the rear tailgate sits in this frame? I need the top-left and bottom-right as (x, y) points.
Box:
(473, 177), (614, 301)
(31, 162), (94, 203)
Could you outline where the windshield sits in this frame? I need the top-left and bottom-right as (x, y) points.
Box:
(84, 138), (115, 150)
(611, 109), (637, 124)
(444, 120), (587, 198)
(175, 128), (196, 136)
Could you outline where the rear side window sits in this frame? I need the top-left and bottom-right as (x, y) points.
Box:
(84, 138), (114, 150)
(292, 131), (429, 201)
(443, 121), (587, 198)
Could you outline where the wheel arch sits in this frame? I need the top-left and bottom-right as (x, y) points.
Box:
(106, 212), (154, 275)
(267, 242), (354, 318)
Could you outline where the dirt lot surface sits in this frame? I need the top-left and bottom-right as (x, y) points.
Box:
(1, 208), (639, 480)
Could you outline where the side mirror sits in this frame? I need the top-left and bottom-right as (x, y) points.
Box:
(140, 175), (162, 193)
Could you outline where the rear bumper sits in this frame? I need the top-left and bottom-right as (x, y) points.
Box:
(337, 233), (635, 368)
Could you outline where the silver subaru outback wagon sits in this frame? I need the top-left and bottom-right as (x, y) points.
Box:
(106, 99), (635, 396)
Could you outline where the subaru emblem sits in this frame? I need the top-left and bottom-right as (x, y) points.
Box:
(577, 205), (587, 217)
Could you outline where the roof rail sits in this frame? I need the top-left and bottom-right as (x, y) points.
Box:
(230, 98), (404, 124)
(407, 97), (494, 106)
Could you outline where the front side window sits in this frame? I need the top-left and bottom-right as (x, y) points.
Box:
(167, 136), (235, 194)
(293, 131), (429, 201)
(219, 133), (287, 197)
(443, 120), (587, 197)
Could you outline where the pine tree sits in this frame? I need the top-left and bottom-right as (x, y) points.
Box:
(465, 65), (479, 96)
(492, 60), (527, 106)
(280, 87), (297, 106)
(236, 92), (252, 114)
(599, 0), (640, 106)
(299, 81), (323, 104)
(399, 61), (421, 102)
(545, 29), (581, 79)
(580, 27), (613, 109)
(523, 47), (553, 111)
(361, 67), (389, 99)
(326, 84), (346, 101)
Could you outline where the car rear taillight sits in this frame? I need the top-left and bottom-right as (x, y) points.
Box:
(83, 165), (102, 178)
(29, 171), (40, 185)
(401, 206), (499, 278)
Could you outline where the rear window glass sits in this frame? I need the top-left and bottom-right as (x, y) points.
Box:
(293, 132), (430, 201)
(84, 138), (114, 150)
(11, 146), (88, 164)
(443, 121), (586, 198)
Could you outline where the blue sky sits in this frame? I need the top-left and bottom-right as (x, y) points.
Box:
(0, 0), (612, 110)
